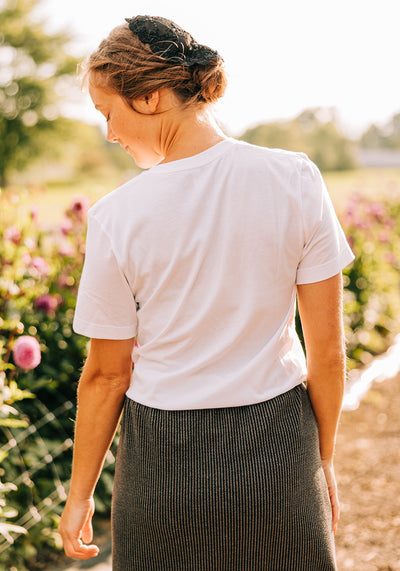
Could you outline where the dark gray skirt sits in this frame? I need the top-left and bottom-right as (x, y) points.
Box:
(112, 384), (336, 570)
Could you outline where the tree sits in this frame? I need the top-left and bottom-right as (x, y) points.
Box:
(240, 108), (357, 171)
(360, 112), (400, 149)
(0, 0), (79, 185)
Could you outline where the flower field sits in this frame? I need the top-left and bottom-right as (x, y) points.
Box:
(1, 172), (400, 569)
(0, 192), (115, 570)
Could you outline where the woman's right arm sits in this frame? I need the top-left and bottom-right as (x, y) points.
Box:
(297, 272), (346, 534)
(59, 336), (134, 559)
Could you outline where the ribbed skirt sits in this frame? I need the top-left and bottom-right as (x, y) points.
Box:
(112, 384), (336, 570)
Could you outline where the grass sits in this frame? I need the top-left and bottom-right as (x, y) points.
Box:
(324, 168), (400, 212)
(2, 171), (134, 226)
(3, 167), (400, 225)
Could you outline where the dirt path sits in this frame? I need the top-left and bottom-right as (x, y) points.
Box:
(335, 373), (400, 570)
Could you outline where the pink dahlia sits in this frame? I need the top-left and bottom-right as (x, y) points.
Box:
(34, 293), (62, 314)
(4, 226), (22, 245)
(58, 240), (75, 257)
(67, 195), (90, 222)
(31, 256), (50, 277)
(13, 336), (41, 370)
(60, 218), (73, 235)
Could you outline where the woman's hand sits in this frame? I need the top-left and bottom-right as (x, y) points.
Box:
(59, 496), (100, 560)
(321, 459), (340, 535)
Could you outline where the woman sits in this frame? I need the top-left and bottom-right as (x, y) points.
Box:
(59, 15), (354, 570)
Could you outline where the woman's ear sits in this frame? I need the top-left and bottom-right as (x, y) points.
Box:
(130, 91), (160, 114)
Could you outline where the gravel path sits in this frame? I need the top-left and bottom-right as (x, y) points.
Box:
(335, 373), (400, 570)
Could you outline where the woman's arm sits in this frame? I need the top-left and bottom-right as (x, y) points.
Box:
(59, 337), (135, 559)
(297, 273), (346, 534)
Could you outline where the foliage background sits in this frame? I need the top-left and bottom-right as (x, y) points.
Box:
(0, 194), (120, 570)
(0, 0), (137, 189)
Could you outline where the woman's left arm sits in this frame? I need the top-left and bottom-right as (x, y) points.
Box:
(297, 273), (346, 534)
(59, 337), (135, 560)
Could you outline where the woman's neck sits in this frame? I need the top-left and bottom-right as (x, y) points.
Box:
(157, 104), (227, 164)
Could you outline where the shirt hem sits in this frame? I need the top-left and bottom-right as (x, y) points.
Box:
(124, 378), (306, 411)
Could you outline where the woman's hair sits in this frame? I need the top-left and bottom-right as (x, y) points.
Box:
(82, 22), (227, 106)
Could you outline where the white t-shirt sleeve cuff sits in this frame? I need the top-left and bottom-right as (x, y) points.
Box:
(296, 245), (355, 284)
(73, 316), (137, 340)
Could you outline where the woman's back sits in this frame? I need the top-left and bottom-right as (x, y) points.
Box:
(74, 138), (352, 409)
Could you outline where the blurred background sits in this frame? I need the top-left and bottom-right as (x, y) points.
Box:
(2, 0), (400, 198)
(1, 1), (400, 569)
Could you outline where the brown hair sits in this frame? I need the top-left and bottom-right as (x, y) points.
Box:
(82, 23), (227, 106)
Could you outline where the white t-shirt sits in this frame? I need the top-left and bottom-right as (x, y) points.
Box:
(73, 138), (354, 410)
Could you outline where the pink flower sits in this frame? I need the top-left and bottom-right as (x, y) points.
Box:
(58, 240), (75, 257)
(4, 226), (22, 245)
(354, 219), (371, 231)
(13, 336), (41, 370)
(31, 256), (50, 277)
(60, 218), (73, 235)
(365, 202), (386, 220)
(34, 293), (62, 314)
(66, 195), (91, 222)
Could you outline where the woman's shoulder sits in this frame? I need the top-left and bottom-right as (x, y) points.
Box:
(88, 170), (151, 220)
(232, 138), (309, 166)
(230, 138), (313, 180)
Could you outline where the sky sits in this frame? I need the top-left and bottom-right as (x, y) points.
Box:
(36, 0), (400, 138)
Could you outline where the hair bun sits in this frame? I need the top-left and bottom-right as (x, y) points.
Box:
(192, 59), (227, 103)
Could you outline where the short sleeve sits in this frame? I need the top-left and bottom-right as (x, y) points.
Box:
(296, 158), (355, 284)
(73, 213), (138, 339)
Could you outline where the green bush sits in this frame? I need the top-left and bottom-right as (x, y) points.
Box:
(340, 192), (400, 368)
(0, 191), (115, 570)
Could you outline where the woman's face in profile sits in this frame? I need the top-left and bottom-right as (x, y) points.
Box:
(88, 77), (163, 169)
